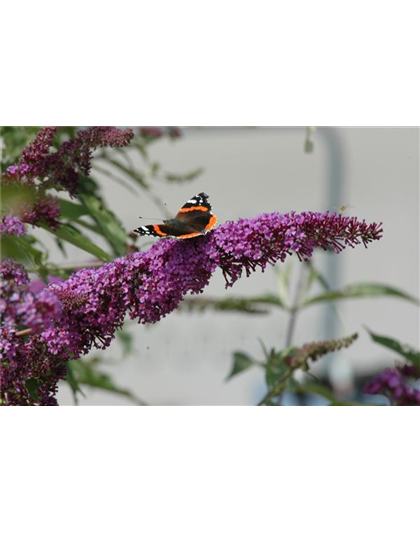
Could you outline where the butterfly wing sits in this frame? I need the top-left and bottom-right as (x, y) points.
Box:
(177, 192), (212, 213)
(175, 192), (218, 233)
(134, 222), (207, 239)
(133, 224), (171, 237)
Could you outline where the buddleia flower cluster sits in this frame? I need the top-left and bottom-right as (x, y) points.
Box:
(0, 215), (27, 237)
(364, 365), (420, 406)
(1, 210), (382, 405)
(0, 260), (63, 405)
(1, 126), (134, 231)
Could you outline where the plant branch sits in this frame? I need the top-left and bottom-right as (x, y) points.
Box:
(284, 263), (308, 347)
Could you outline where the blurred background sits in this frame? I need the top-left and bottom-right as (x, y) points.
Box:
(51, 127), (419, 405)
(30, 126), (417, 405)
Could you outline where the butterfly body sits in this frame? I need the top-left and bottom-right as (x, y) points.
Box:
(134, 192), (217, 239)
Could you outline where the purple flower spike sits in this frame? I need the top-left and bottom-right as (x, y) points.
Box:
(1, 210), (382, 405)
(209, 211), (383, 286)
(2, 126), (134, 198)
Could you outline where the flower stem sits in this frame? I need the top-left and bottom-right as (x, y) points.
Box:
(284, 263), (308, 347)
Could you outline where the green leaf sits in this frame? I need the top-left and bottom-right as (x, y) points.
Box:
(366, 329), (420, 369)
(116, 330), (134, 357)
(65, 361), (86, 405)
(1, 235), (48, 278)
(0, 127), (42, 169)
(265, 347), (293, 387)
(252, 294), (285, 308)
(25, 378), (40, 402)
(227, 351), (256, 380)
(301, 264), (318, 300)
(0, 236), (26, 263)
(104, 157), (148, 188)
(79, 193), (127, 256)
(274, 263), (293, 308)
(79, 175), (100, 195)
(41, 223), (112, 262)
(287, 383), (339, 403)
(304, 283), (420, 307)
(164, 168), (203, 183)
(58, 198), (90, 219)
(181, 294), (284, 314)
(301, 261), (346, 325)
(73, 218), (103, 235)
(304, 260), (331, 294)
(257, 338), (270, 360)
(67, 358), (146, 405)
(92, 162), (139, 195)
(0, 183), (35, 215)
(54, 237), (67, 257)
(19, 236), (46, 267)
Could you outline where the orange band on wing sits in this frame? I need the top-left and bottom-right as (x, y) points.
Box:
(205, 215), (218, 231)
(178, 206), (209, 213)
(177, 232), (202, 239)
(153, 224), (167, 237)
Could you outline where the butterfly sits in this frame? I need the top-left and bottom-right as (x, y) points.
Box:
(134, 192), (218, 239)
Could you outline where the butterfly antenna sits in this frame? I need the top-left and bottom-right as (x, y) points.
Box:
(138, 216), (165, 221)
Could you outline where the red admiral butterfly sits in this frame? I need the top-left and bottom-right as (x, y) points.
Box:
(134, 192), (217, 239)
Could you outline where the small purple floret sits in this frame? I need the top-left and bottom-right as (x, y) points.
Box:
(0, 216), (27, 237)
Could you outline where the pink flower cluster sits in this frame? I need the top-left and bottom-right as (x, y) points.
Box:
(1, 210), (383, 405)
